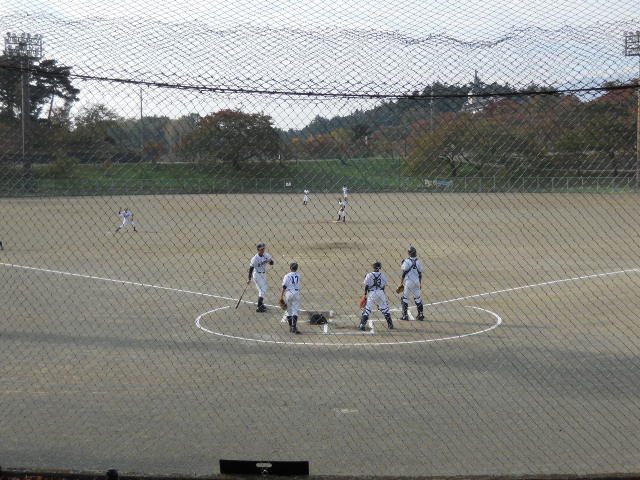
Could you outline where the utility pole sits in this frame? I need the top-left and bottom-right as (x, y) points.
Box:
(4, 32), (43, 189)
(139, 86), (145, 161)
(624, 31), (640, 190)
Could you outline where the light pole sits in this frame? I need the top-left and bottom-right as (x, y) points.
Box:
(624, 31), (640, 189)
(4, 32), (43, 183)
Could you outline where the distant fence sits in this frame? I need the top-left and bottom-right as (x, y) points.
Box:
(0, 176), (636, 197)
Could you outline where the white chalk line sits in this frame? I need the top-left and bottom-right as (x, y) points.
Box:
(195, 305), (502, 346)
(3, 261), (635, 311)
(2, 261), (639, 346)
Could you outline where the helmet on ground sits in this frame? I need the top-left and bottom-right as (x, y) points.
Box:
(372, 261), (382, 270)
(408, 246), (417, 257)
(290, 262), (298, 271)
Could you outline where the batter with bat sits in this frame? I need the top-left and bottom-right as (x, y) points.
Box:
(358, 261), (393, 331)
(247, 242), (274, 312)
(397, 246), (425, 321)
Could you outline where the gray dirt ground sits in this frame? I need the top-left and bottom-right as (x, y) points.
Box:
(1, 192), (640, 477)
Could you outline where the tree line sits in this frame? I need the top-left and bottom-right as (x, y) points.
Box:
(0, 49), (637, 178)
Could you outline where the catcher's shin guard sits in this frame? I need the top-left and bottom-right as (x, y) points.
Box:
(385, 313), (394, 329)
(416, 302), (424, 321)
(291, 315), (300, 334)
(286, 316), (292, 326)
(401, 301), (409, 320)
(358, 315), (368, 331)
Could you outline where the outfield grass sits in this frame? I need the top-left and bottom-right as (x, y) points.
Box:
(0, 157), (633, 196)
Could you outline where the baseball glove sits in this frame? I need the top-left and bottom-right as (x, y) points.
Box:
(395, 284), (404, 294)
(359, 295), (367, 308)
(279, 298), (287, 310)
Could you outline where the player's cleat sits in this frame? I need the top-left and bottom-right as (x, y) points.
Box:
(400, 314), (409, 321)
(417, 313), (425, 321)
(256, 305), (267, 312)
(386, 318), (394, 329)
(357, 323), (366, 331)
(290, 326), (301, 334)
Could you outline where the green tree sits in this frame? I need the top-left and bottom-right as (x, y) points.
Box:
(0, 55), (79, 121)
(68, 104), (125, 163)
(179, 109), (281, 169)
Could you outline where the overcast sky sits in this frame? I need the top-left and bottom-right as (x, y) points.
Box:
(2, 0), (639, 129)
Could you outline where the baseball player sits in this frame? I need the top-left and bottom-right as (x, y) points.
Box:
(342, 185), (349, 201)
(280, 262), (301, 334)
(358, 261), (393, 330)
(247, 242), (274, 312)
(115, 208), (137, 232)
(0, 240), (3, 250)
(399, 246), (425, 321)
(303, 189), (310, 205)
(337, 199), (347, 222)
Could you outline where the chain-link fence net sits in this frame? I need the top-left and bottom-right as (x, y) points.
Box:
(1, 0), (640, 477)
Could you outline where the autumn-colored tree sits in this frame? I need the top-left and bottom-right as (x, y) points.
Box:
(408, 115), (473, 177)
(179, 109), (281, 169)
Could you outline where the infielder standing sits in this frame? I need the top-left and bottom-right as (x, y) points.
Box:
(358, 261), (393, 331)
(303, 189), (310, 205)
(342, 185), (349, 201)
(115, 208), (137, 232)
(337, 199), (347, 222)
(247, 242), (274, 312)
(399, 246), (425, 321)
(280, 262), (301, 334)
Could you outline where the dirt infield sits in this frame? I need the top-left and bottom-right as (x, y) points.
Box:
(1, 191), (640, 476)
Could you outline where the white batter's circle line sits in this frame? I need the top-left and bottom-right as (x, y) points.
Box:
(195, 305), (502, 346)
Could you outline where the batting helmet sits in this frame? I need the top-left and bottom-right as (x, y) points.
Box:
(256, 243), (266, 250)
(408, 246), (417, 257)
(290, 262), (299, 271)
(372, 261), (382, 271)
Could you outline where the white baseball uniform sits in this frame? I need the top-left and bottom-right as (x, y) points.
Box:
(401, 256), (424, 304)
(363, 271), (390, 317)
(117, 209), (136, 230)
(342, 186), (349, 200)
(337, 200), (347, 221)
(250, 252), (273, 298)
(303, 189), (310, 204)
(281, 271), (301, 316)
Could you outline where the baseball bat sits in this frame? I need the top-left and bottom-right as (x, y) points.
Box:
(235, 283), (249, 309)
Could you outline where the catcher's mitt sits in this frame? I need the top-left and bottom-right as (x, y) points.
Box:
(279, 298), (287, 310)
(359, 295), (368, 308)
(395, 284), (404, 294)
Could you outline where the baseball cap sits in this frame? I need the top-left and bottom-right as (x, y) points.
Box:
(257, 243), (266, 249)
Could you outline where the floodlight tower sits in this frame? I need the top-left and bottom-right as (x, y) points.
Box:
(3, 32), (43, 179)
(624, 31), (640, 189)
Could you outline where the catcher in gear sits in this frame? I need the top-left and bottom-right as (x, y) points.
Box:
(280, 262), (301, 334)
(399, 246), (425, 321)
(358, 261), (393, 331)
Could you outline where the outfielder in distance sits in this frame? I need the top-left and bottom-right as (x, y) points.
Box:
(247, 242), (274, 312)
(279, 262), (301, 334)
(336, 199), (347, 223)
(115, 208), (137, 233)
(342, 185), (349, 201)
(358, 261), (394, 331)
(303, 189), (310, 205)
(398, 246), (425, 321)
